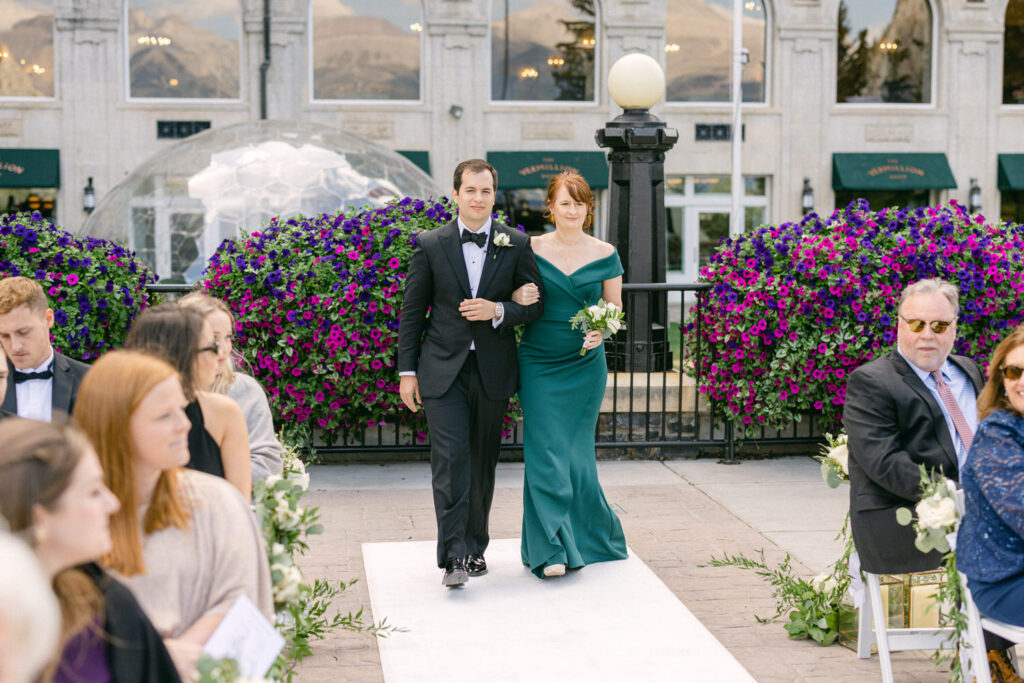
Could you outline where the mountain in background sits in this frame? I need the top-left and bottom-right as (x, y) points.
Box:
(0, 13), (54, 97)
(313, 15), (419, 100)
(491, 1), (594, 101)
(664, 0), (766, 102)
(129, 9), (239, 98)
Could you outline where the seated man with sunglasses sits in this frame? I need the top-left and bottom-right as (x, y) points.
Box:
(843, 279), (1024, 679)
(844, 278), (983, 575)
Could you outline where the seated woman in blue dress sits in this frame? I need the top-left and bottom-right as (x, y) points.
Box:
(957, 323), (1024, 679)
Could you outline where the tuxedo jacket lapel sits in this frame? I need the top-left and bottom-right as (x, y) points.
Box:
(1, 358), (14, 413)
(440, 222), (472, 299)
(893, 354), (958, 469)
(52, 352), (73, 415)
(476, 225), (506, 299)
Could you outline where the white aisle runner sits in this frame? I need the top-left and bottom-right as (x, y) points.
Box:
(362, 538), (755, 682)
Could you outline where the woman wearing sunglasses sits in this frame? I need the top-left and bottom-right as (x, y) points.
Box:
(179, 293), (283, 484)
(957, 324), (1024, 643)
(124, 304), (251, 499)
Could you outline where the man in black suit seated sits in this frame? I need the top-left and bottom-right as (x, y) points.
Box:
(0, 276), (89, 423)
(844, 277), (1020, 680)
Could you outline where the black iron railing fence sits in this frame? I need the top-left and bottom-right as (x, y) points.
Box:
(147, 282), (825, 461)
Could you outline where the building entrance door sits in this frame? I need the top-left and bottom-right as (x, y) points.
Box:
(665, 204), (731, 282)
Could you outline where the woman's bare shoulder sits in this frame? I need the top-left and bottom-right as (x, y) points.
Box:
(196, 391), (245, 430)
(530, 233), (551, 253)
(589, 235), (615, 257)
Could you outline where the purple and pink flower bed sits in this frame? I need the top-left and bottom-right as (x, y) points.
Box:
(200, 197), (522, 447)
(687, 200), (1024, 438)
(0, 212), (157, 360)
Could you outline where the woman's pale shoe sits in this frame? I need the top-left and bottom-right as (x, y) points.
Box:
(543, 563), (566, 577)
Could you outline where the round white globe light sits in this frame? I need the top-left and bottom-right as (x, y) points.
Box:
(607, 53), (665, 110)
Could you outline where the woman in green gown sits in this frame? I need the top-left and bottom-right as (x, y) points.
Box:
(513, 172), (628, 579)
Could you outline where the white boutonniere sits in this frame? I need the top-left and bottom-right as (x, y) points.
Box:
(492, 232), (512, 259)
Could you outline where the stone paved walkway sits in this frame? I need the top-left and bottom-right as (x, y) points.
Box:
(294, 457), (956, 682)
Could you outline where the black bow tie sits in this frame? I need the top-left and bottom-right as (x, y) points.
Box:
(14, 363), (53, 384)
(461, 229), (487, 249)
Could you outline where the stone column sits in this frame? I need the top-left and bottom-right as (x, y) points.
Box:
(775, 0), (832, 219)
(55, 0), (120, 232)
(943, 1), (1003, 215)
(426, 3), (488, 185)
(243, 0), (307, 122)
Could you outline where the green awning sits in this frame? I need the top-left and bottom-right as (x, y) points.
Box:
(397, 150), (430, 176)
(998, 154), (1024, 190)
(832, 153), (956, 191)
(0, 149), (60, 188)
(487, 151), (608, 190)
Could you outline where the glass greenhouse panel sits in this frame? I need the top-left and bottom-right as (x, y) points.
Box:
(83, 121), (440, 283)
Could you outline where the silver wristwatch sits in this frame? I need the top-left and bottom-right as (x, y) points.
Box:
(493, 302), (504, 320)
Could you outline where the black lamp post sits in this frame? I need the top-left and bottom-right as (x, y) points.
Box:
(596, 53), (678, 372)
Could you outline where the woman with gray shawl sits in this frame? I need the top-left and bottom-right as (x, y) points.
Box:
(180, 293), (283, 482)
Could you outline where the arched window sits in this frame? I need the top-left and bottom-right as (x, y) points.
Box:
(665, 0), (766, 103)
(312, 0), (423, 101)
(0, 1), (55, 98)
(127, 0), (241, 99)
(1005, 0), (1024, 104)
(491, 0), (597, 102)
(836, 0), (932, 104)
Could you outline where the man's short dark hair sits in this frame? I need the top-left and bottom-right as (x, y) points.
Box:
(453, 159), (498, 192)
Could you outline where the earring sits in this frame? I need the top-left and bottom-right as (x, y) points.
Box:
(34, 526), (47, 544)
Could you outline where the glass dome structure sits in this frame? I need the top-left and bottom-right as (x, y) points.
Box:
(82, 120), (440, 282)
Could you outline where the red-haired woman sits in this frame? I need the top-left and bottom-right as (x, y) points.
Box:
(74, 350), (272, 680)
(512, 171), (628, 578)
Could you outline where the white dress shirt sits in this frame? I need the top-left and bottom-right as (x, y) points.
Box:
(15, 347), (54, 423)
(400, 218), (505, 377)
(897, 349), (979, 468)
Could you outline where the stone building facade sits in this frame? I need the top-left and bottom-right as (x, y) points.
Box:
(0, 0), (1021, 281)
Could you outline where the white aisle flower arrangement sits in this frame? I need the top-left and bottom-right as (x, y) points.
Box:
(896, 464), (968, 682)
(816, 432), (850, 489)
(257, 442), (402, 682)
(199, 440), (401, 683)
(703, 430), (854, 647)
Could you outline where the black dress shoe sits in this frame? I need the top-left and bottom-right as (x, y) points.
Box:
(442, 557), (468, 588)
(465, 554), (488, 577)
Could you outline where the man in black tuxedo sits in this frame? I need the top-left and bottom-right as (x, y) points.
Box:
(844, 278), (983, 574)
(0, 277), (90, 423)
(398, 159), (543, 588)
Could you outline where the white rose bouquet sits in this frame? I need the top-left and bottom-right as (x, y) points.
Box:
(568, 299), (626, 356)
(816, 432), (849, 488)
(896, 464), (960, 554)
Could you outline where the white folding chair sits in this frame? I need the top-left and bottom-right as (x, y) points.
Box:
(857, 571), (957, 683)
(958, 569), (1024, 682)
